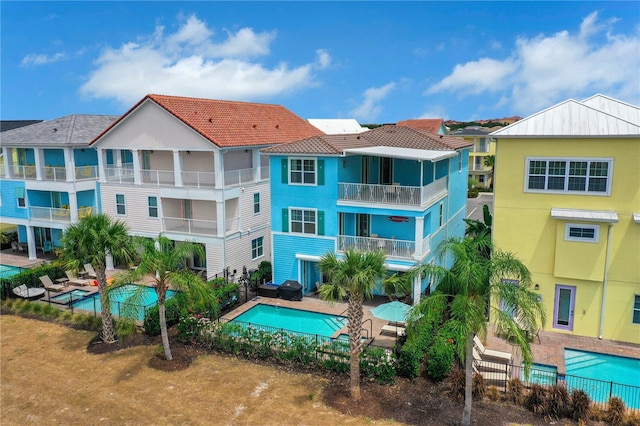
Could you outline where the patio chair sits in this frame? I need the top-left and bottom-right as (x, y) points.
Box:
(83, 263), (97, 279)
(38, 275), (65, 292)
(380, 323), (406, 337)
(473, 335), (512, 363)
(65, 270), (90, 286)
(12, 285), (46, 300)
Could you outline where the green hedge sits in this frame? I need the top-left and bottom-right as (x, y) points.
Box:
(0, 262), (66, 300)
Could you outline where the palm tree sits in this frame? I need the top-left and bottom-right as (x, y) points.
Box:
(318, 249), (387, 400)
(61, 213), (135, 344)
(407, 237), (546, 426)
(113, 235), (210, 360)
(484, 155), (495, 189)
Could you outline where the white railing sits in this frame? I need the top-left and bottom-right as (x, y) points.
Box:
(75, 165), (98, 180)
(12, 165), (37, 180)
(30, 207), (71, 222)
(339, 177), (447, 207)
(469, 163), (489, 172)
(105, 165), (135, 183)
(42, 166), (67, 181)
(422, 235), (431, 256)
(181, 171), (216, 188)
(141, 169), (175, 186)
(162, 216), (240, 236)
(337, 235), (415, 259)
(224, 168), (256, 187)
(260, 165), (270, 181)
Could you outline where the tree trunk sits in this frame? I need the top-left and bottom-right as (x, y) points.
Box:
(462, 333), (474, 426)
(348, 293), (364, 401)
(97, 268), (117, 344)
(159, 302), (173, 360)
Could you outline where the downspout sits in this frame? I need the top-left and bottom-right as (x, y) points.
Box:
(598, 223), (614, 339)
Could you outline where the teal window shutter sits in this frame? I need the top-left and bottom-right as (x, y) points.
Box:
(281, 158), (288, 184)
(317, 159), (324, 185)
(15, 187), (25, 198)
(282, 208), (289, 232)
(317, 211), (324, 235)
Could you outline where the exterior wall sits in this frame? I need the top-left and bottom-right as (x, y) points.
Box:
(493, 137), (640, 343)
(0, 180), (29, 220)
(99, 184), (163, 236)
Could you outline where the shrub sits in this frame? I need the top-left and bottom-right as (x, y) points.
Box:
(607, 396), (626, 425)
(425, 328), (455, 381)
(487, 385), (501, 402)
(570, 389), (591, 422)
(143, 297), (183, 336)
(444, 368), (465, 402)
(0, 262), (66, 299)
(545, 383), (570, 420)
(506, 378), (525, 405)
(524, 384), (547, 417)
(472, 372), (486, 400)
(116, 318), (137, 340)
(360, 347), (396, 384)
(396, 341), (422, 379)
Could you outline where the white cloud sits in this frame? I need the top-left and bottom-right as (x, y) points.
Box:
(21, 52), (66, 67)
(419, 106), (448, 120)
(316, 49), (331, 69)
(80, 14), (318, 106)
(349, 82), (396, 122)
(426, 11), (640, 115)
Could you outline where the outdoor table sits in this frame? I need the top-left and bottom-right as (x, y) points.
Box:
(55, 277), (69, 287)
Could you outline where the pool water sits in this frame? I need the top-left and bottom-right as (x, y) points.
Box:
(522, 363), (558, 386)
(72, 284), (176, 320)
(564, 349), (640, 409)
(0, 264), (23, 279)
(231, 304), (347, 337)
(51, 289), (92, 304)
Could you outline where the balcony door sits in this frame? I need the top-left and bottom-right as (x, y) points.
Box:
(361, 156), (370, 184)
(356, 214), (370, 238)
(553, 285), (575, 331)
(380, 157), (393, 185)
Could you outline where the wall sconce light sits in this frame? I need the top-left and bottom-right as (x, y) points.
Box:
(149, 150), (154, 154)
(186, 151), (191, 155)
(342, 159), (347, 168)
(534, 284), (540, 291)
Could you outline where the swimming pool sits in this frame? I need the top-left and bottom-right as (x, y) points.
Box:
(231, 304), (347, 338)
(522, 363), (558, 386)
(564, 349), (640, 409)
(71, 284), (176, 320)
(0, 264), (23, 279)
(51, 289), (92, 304)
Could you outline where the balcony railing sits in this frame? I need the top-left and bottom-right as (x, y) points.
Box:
(162, 216), (240, 236)
(105, 165), (135, 183)
(42, 166), (67, 181)
(337, 235), (415, 259)
(182, 171), (215, 188)
(103, 166), (269, 188)
(11, 165), (38, 180)
(141, 169), (175, 186)
(339, 178), (447, 207)
(30, 206), (71, 222)
(75, 165), (98, 180)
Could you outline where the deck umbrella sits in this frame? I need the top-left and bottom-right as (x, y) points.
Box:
(369, 300), (411, 324)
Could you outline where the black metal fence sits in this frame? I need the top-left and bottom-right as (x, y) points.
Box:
(475, 359), (640, 413)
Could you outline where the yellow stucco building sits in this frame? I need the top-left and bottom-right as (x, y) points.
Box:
(491, 95), (640, 344)
(449, 126), (495, 189)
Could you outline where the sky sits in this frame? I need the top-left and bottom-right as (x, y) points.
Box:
(1, 1), (639, 124)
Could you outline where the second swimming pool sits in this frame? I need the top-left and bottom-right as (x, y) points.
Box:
(231, 304), (347, 337)
(72, 284), (176, 320)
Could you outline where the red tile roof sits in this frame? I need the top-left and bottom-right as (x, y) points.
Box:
(90, 94), (323, 148)
(396, 118), (445, 133)
(263, 125), (471, 155)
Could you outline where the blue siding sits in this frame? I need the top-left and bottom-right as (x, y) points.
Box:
(0, 180), (28, 219)
(75, 148), (98, 167)
(43, 149), (65, 167)
(272, 233), (335, 286)
(77, 190), (96, 208)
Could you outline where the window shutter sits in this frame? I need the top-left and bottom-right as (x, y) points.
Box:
(317, 211), (325, 235)
(282, 208), (289, 232)
(15, 187), (25, 198)
(317, 159), (324, 185)
(281, 158), (288, 184)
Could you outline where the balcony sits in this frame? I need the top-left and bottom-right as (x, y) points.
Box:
(75, 165), (98, 180)
(162, 216), (240, 236)
(337, 235), (415, 259)
(11, 165), (37, 180)
(29, 205), (95, 223)
(105, 165), (135, 183)
(338, 178), (447, 207)
(104, 166), (269, 188)
(42, 166), (67, 181)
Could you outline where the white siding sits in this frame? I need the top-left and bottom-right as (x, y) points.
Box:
(100, 185), (163, 236)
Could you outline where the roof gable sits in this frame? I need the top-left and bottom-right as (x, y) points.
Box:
(580, 94), (640, 126)
(397, 118), (446, 134)
(307, 119), (368, 134)
(91, 94), (323, 148)
(490, 99), (640, 137)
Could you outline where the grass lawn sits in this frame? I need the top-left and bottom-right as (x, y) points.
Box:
(0, 315), (388, 425)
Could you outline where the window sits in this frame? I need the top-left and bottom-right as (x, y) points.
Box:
(253, 193), (260, 214)
(478, 175), (485, 183)
(148, 196), (158, 218)
(525, 158), (612, 194)
(290, 158), (316, 185)
(291, 208), (316, 234)
(564, 224), (599, 242)
(115, 194), (126, 215)
(478, 138), (487, 152)
(15, 187), (26, 208)
(458, 153), (462, 172)
(252, 237), (264, 260)
(633, 295), (640, 325)
(439, 203), (444, 227)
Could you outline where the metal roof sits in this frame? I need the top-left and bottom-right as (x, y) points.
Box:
(307, 119), (368, 134)
(490, 97), (640, 138)
(550, 208), (619, 223)
(343, 146), (457, 162)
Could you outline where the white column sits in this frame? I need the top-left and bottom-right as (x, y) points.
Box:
(412, 275), (421, 305)
(214, 151), (224, 189)
(2, 147), (13, 178)
(132, 149), (141, 185)
(173, 150), (183, 187)
(216, 202), (225, 237)
(414, 217), (424, 259)
(115, 150), (122, 167)
(252, 149), (261, 181)
(69, 192), (79, 222)
(106, 253), (114, 271)
(97, 149), (106, 183)
(26, 226), (37, 260)
(64, 147), (75, 182)
(34, 148), (44, 180)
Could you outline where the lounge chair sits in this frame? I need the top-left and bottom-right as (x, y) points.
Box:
(83, 263), (97, 279)
(473, 335), (513, 363)
(472, 347), (510, 372)
(472, 358), (510, 388)
(12, 285), (46, 300)
(380, 324), (406, 337)
(65, 270), (90, 286)
(39, 275), (65, 292)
